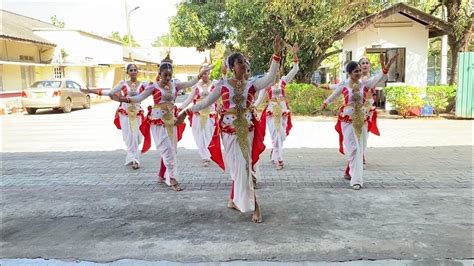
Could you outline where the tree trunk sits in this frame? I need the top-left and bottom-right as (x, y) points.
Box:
(449, 41), (459, 85)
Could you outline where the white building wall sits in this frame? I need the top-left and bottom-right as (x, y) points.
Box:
(34, 30), (124, 65)
(342, 13), (429, 87)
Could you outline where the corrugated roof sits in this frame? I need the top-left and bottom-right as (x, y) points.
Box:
(0, 9), (57, 46)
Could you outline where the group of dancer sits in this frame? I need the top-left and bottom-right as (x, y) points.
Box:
(83, 36), (398, 222)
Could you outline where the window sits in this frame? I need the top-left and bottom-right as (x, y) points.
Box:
(54, 67), (64, 79)
(19, 55), (34, 62)
(72, 82), (82, 89)
(66, 81), (74, 89)
(365, 47), (406, 83)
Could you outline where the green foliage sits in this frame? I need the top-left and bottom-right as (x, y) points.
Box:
(50, 15), (65, 28)
(277, 83), (343, 116)
(384, 86), (424, 118)
(170, 0), (387, 82)
(425, 85), (457, 114)
(170, 1), (230, 51)
(108, 31), (140, 47)
(209, 59), (224, 81)
(151, 34), (179, 47)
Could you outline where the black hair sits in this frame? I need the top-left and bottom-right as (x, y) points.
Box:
(346, 61), (359, 74)
(159, 53), (173, 74)
(126, 63), (138, 73)
(159, 62), (173, 74)
(227, 53), (244, 71)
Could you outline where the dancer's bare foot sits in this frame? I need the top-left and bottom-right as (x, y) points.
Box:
(276, 161), (284, 170)
(344, 174), (351, 180)
(131, 161), (139, 170)
(157, 175), (165, 183)
(251, 202), (262, 223)
(202, 159), (210, 167)
(170, 178), (183, 192)
(227, 199), (239, 211)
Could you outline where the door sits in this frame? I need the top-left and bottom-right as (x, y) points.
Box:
(72, 81), (84, 106)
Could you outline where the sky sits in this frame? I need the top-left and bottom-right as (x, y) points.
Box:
(2, 0), (182, 48)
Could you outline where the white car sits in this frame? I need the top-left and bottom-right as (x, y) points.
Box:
(21, 79), (91, 114)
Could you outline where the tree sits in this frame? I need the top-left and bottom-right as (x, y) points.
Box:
(151, 34), (179, 47)
(428, 0), (473, 85)
(108, 31), (140, 47)
(50, 15), (65, 28)
(170, 1), (230, 51)
(170, 0), (386, 82)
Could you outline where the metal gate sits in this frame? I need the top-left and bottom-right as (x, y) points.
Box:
(455, 52), (474, 118)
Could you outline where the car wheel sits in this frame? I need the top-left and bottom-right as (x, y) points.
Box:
(26, 108), (37, 115)
(84, 95), (91, 109)
(63, 98), (72, 113)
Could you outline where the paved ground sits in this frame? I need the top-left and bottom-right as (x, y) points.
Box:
(0, 100), (473, 264)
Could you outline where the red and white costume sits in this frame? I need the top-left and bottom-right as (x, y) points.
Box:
(102, 80), (148, 166)
(329, 74), (384, 162)
(179, 80), (221, 166)
(254, 62), (299, 165)
(324, 71), (387, 187)
(189, 57), (280, 212)
(127, 79), (198, 186)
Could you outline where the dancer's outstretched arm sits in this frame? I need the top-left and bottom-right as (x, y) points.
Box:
(253, 36), (283, 91)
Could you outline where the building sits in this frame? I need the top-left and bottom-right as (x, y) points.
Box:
(336, 3), (451, 88)
(135, 47), (211, 82)
(0, 9), (159, 114)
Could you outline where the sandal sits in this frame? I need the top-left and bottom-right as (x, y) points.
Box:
(344, 174), (351, 180)
(352, 184), (361, 190)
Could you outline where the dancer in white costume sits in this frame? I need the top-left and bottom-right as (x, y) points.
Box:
(179, 64), (219, 167)
(254, 43), (299, 170)
(110, 55), (212, 191)
(177, 36), (284, 222)
(83, 63), (148, 170)
(320, 54), (397, 190)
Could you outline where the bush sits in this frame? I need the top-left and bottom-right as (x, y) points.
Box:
(384, 86), (424, 118)
(426, 85), (456, 115)
(262, 83), (344, 116)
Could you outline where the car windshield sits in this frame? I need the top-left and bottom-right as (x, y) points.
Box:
(30, 81), (61, 89)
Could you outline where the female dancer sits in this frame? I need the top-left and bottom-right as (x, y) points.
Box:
(111, 55), (212, 191)
(176, 36), (284, 222)
(320, 53), (397, 190)
(318, 56), (383, 169)
(83, 63), (147, 170)
(254, 43), (299, 170)
(179, 64), (219, 167)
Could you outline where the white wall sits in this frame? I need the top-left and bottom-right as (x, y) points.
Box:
(34, 30), (124, 65)
(342, 13), (429, 87)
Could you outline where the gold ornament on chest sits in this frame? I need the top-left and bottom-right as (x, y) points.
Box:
(126, 81), (139, 132)
(230, 79), (250, 163)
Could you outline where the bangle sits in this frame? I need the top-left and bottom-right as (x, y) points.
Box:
(272, 54), (282, 62)
(97, 89), (103, 96)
